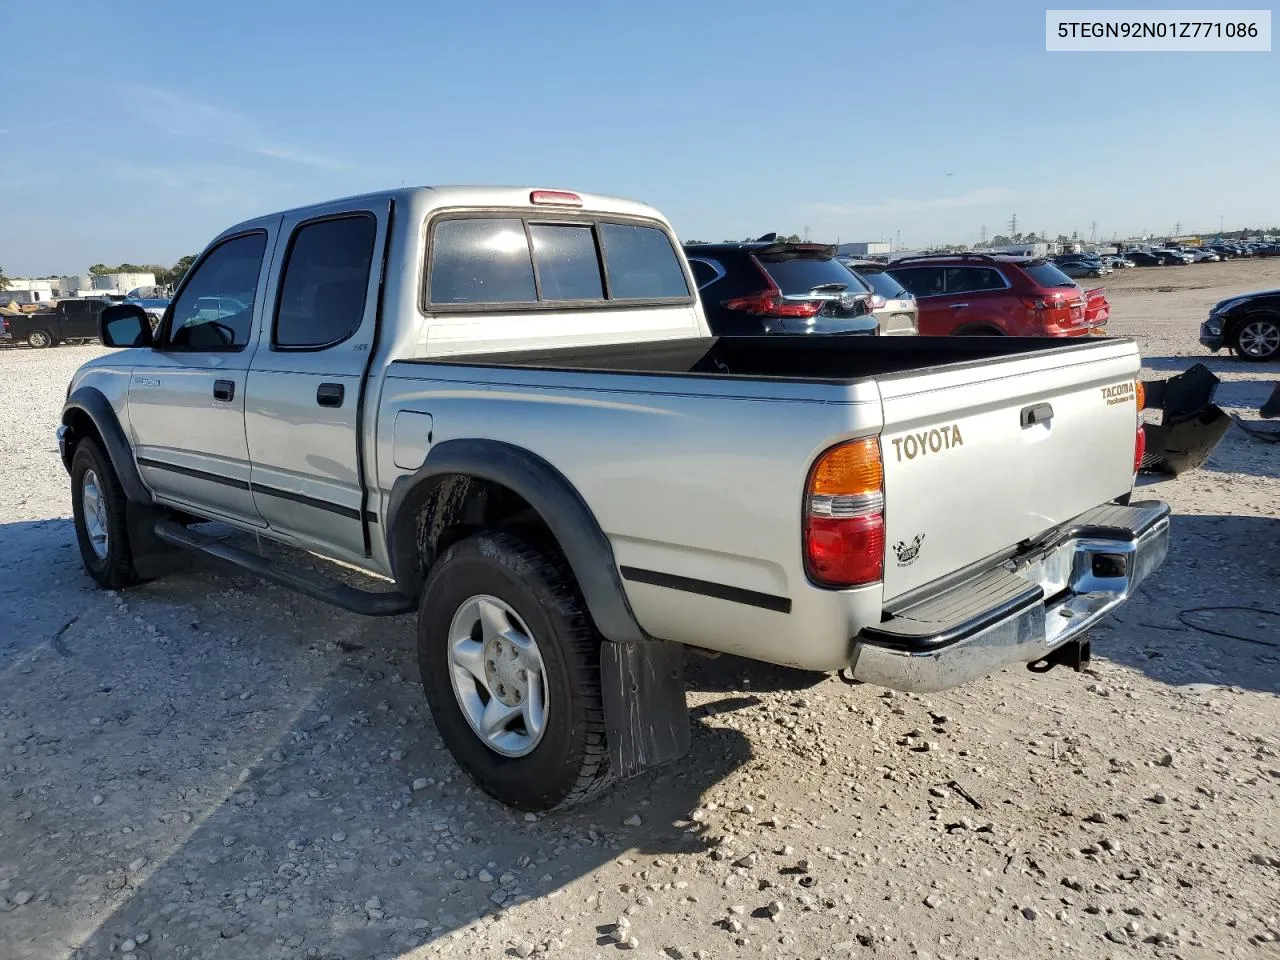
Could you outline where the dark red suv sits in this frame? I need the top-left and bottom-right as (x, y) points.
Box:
(884, 254), (1109, 337)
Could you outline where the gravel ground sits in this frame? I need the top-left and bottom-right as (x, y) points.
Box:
(1, 262), (1278, 960)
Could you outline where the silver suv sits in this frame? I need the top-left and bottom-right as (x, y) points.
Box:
(838, 259), (918, 335)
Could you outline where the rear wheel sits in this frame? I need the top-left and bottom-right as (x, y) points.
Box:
(417, 531), (612, 810)
(71, 438), (135, 589)
(27, 329), (52, 348)
(1234, 317), (1280, 361)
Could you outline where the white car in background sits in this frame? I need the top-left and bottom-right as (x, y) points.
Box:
(1187, 249), (1220, 263)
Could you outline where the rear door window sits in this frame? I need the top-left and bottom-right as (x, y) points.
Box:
(529, 224), (604, 301)
(599, 223), (689, 300)
(887, 266), (944, 298)
(429, 219), (537, 304)
(274, 214), (378, 348)
(944, 267), (1006, 293)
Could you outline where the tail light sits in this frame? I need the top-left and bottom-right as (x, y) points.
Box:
(867, 294), (887, 311)
(1133, 379), (1147, 473)
(723, 291), (822, 318)
(804, 438), (885, 587)
(725, 256), (824, 319)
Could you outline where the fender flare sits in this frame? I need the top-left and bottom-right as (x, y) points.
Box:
(386, 438), (648, 645)
(62, 387), (153, 505)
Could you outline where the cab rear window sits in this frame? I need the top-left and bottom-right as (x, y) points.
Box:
(427, 215), (690, 307)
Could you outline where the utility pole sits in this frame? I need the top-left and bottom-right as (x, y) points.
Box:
(1090, 221), (1097, 243)
(980, 224), (987, 245)
(1008, 213), (1018, 237)
(1220, 214), (1224, 234)
(803, 225), (810, 242)
(1174, 221), (1182, 236)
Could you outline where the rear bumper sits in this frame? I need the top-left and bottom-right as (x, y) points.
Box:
(849, 501), (1170, 693)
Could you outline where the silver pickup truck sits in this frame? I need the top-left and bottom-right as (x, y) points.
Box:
(60, 186), (1169, 810)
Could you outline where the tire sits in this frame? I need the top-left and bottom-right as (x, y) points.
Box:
(1233, 316), (1280, 362)
(417, 531), (613, 810)
(70, 437), (135, 589)
(27, 329), (53, 348)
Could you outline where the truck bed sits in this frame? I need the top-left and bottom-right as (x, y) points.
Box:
(398, 334), (1124, 384)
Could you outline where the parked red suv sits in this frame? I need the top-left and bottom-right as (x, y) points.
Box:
(884, 254), (1109, 337)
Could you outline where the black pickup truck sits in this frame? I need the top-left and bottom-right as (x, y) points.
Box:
(2, 299), (108, 347)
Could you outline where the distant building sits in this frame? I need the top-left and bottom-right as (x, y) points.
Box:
(836, 241), (891, 257)
(980, 242), (1053, 258)
(0, 277), (58, 303)
(91, 272), (156, 294)
(56, 275), (95, 297)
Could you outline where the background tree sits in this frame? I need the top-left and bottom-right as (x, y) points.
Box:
(0, 264), (9, 291)
(990, 234), (1011, 245)
(164, 255), (198, 287)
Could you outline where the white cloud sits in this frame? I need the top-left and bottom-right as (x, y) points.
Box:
(115, 85), (352, 171)
(805, 187), (1015, 219)
(106, 161), (275, 212)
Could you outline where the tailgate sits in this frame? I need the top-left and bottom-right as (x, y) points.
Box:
(878, 340), (1141, 600)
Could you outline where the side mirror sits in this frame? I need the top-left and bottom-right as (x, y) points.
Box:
(100, 304), (154, 348)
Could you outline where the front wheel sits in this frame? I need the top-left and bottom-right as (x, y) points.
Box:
(417, 531), (613, 810)
(1234, 317), (1280, 361)
(71, 438), (135, 588)
(27, 329), (53, 348)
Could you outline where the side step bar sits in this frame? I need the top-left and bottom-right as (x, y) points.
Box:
(153, 519), (416, 617)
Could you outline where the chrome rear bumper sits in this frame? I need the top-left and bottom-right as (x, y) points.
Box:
(850, 501), (1170, 693)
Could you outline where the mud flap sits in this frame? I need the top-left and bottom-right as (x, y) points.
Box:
(600, 640), (690, 779)
(1236, 383), (1280, 442)
(1141, 364), (1232, 474)
(126, 504), (192, 581)
(1263, 383), (1280, 420)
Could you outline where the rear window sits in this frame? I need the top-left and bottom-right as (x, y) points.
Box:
(1021, 261), (1078, 288)
(758, 256), (859, 295)
(530, 224), (604, 301)
(428, 217), (689, 307)
(429, 218), (538, 304)
(598, 224), (689, 299)
(855, 270), (909, 299)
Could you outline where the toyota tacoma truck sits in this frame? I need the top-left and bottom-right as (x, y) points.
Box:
(59, 186), (1169, 810)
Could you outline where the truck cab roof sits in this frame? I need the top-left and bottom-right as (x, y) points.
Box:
(216, 186), (676, 242)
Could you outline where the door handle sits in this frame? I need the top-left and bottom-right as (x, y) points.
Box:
(1021, 402), (1054, 428)
(949, 303), (969, 309)
(213, 379), (235, 402)
(317, 382), (345, 407)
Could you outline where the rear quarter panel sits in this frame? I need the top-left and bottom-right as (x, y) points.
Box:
(377, 365), (884, 668)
